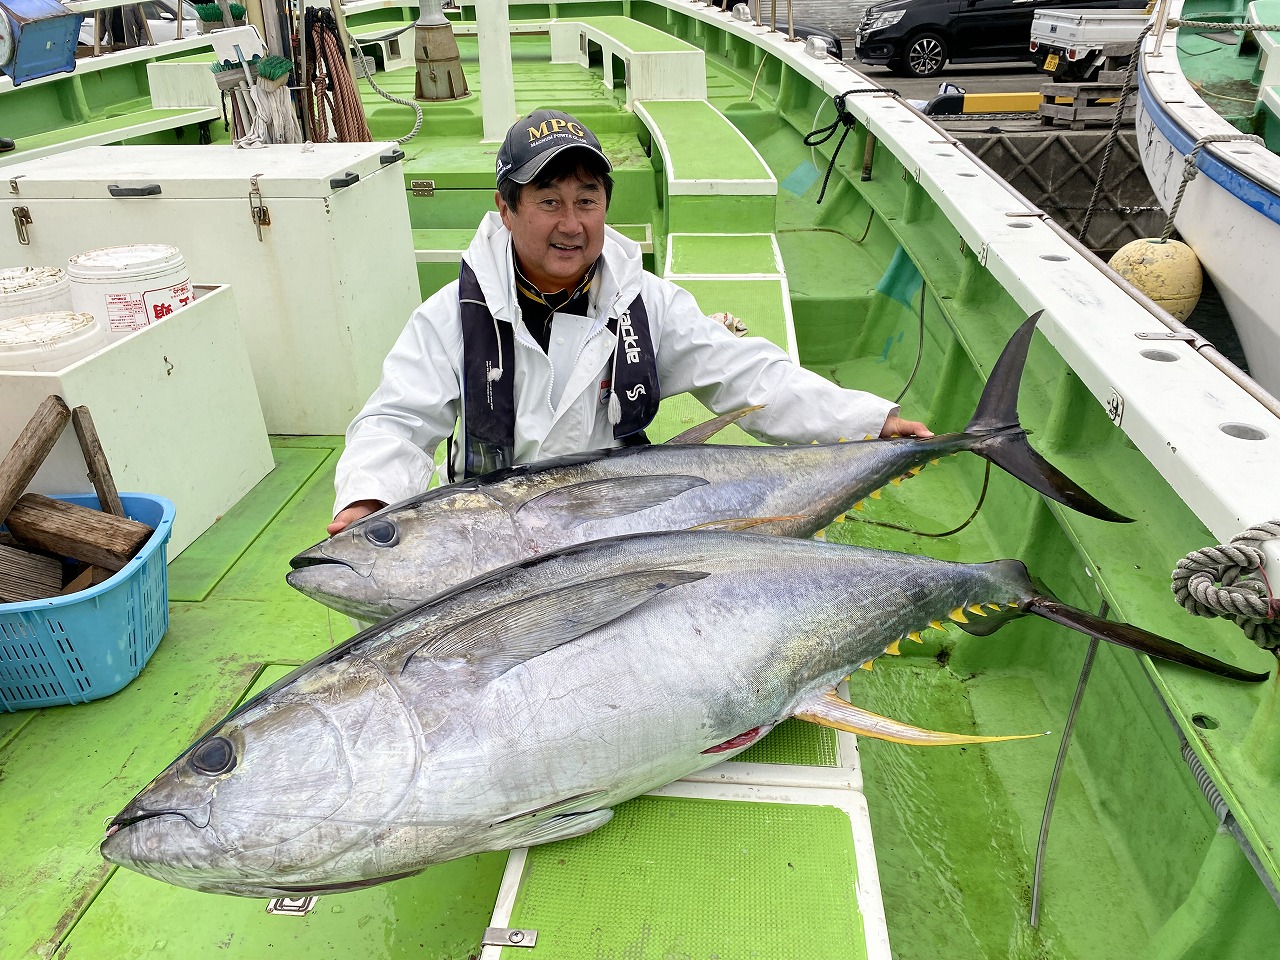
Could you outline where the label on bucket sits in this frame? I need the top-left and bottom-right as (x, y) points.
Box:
(103, 278), (194, 332)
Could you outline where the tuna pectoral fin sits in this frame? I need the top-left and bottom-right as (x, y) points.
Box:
(793, 691), (1045, 746)
(518, 475), (709, 528)
(405, 568), (709, 675)
(667, 405), (764, 444)
(1028, 598), (1271, 682)
(964, 311), (1130, 524)
(507, 809), (615, 848)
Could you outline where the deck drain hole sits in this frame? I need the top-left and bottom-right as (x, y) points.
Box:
(1039, 254), (1069, 262)
(1192, 713), (1219, 730)
(1220, 422), (1269, 440)
(1140, 349), (1179, 362)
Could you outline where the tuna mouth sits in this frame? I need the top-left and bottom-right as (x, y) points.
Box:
(288, 553), (342, 571)
(104, 803), (212, 842)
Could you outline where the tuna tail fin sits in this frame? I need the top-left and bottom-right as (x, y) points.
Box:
(1027, 597), (1270, 682)
(965, 311), (1132, 523)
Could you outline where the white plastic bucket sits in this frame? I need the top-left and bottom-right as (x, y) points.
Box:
(67, 243), (193, 336)
(0, 311), (110, 372)
(0, 267), (74, 322)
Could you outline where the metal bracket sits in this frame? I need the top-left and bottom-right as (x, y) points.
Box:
(1105, 388), (1123, 426)
(248, 175), (270, 242)
(265, 896), (318, 916)
(12, 205), (31, 245)
(1136, 330), (1208, 349)
(411, 179), (435, 197)
(9, 175), (23, 195)
(482, 927), (538, 948)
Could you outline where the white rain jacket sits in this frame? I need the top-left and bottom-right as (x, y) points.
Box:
(334, 212), (899, 514)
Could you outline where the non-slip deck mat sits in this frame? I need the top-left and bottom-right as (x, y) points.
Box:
(506, 794), (866, 959)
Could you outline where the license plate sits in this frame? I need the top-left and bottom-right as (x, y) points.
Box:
(1044, 52), (1059, 73)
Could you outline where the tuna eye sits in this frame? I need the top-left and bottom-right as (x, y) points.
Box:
(190, 736), (236, 776)
(364, 519), (399, 547)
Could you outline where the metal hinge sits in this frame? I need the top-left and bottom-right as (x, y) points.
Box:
(12, 205), (32, 245)
(265, 896), (318, 916)
(248, 174), (270, 241)
(412, 179), (435, 197)
(9, 175), (23, 195)
(1136, 330), (1207, 348)
(482, 927), (538, 948)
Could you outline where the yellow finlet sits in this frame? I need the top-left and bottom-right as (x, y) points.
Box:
(860, 660), (875, 672)
(890, 477), (902, 486)
(834, 513), (847, 523)
(986, 603), (1002, 611)
(967, 604), (987, 617)
(908, 630), (923, 644)
(908, 465), (923, 476)
(886, 639), (901, 656)
(929, 620), (944, 632)
(853, 501), (865, 511)
(869, 489), (882, 500)
(948, 607), (969, 623)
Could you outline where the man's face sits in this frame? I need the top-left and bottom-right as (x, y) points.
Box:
(496, 171), (607, 293)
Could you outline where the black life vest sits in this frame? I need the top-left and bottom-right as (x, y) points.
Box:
(454, 258), (660, 479)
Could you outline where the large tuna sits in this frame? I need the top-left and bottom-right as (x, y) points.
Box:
(288, 313), (1131, 621)
(104, 531), (1266, 898)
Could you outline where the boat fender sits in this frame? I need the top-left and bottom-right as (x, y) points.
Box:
(1107, 238), (1202, 322)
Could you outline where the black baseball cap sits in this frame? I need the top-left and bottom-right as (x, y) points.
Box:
(496, 110), (612, 187)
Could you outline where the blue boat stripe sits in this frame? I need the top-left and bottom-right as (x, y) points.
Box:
(1138, 69), (1280, 226)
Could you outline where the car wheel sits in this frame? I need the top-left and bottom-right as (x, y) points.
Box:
(904, 32), (947, 78)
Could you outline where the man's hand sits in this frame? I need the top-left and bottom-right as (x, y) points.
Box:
(880, 415), (933, 439)
(328, 499), (387, 536)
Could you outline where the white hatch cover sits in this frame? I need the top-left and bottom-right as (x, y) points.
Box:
(4, 143), (406, 200)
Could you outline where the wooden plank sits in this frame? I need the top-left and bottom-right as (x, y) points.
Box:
(70, 406), (125, 518)
(0, 543), (64, 603)
(0, 395), (71, 525)
(6, 494), (153, 572)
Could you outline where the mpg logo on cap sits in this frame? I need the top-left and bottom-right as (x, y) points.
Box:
(496, 109), (611, 186)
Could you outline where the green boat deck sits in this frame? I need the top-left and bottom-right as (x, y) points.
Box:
(4, 3), (1280, 958)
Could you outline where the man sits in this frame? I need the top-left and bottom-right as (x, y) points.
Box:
(329, 108), (930, 533)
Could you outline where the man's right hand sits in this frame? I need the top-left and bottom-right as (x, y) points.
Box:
(328, 499), (387, 536)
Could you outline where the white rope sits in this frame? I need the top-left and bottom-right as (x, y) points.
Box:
(351, 47), (423, 146)
(1173, 521), (1280, 649)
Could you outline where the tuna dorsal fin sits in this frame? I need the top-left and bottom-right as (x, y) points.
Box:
(403, 568), (709, 674)
(518, 476), (708, 528)
(665, 405), (764, 444)
(793, 690), (1045, 746)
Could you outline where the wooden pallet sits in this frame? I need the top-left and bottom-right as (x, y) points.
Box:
(1038, 80), (1135, 130)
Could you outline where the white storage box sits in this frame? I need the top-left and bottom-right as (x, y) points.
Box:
(1, 143), (421, 433)
(0, 284), (273, 555)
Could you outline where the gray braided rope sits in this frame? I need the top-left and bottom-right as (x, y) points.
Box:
(1078, 22), (1152, 240)
(1173, 521), (1280, 650)
(1169, 18), (1280, 30)
(1159, 133), (1266, 241)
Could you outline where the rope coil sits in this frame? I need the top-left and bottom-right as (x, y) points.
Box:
(1173, 521), (1280, 649)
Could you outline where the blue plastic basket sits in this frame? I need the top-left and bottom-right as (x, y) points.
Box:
(0, 493), (175, 711)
